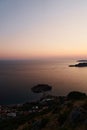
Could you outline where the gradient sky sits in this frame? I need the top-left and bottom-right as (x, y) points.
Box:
(0, 0), (87, 59)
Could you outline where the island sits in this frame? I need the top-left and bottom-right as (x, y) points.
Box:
(69, 61), (87, 67)
(77, 60), (87, 62)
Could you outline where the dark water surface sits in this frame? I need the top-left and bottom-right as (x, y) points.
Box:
(0, 59), (87, 105)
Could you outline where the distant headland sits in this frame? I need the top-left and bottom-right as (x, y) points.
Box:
(69, 60), (87, 67)
(77, 60), (87, 62)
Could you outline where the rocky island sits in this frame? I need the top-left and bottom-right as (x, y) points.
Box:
(69, 60), (87, 67)
(77, 60), (87, 62)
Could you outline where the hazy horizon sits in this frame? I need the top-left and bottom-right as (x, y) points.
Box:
(0, 56), (86, 62)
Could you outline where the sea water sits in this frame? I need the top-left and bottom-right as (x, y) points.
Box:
(0, 59), (87, 105)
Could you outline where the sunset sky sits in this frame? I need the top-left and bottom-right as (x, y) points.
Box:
(0, 0), (87, 60)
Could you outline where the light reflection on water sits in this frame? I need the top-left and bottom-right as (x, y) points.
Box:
(0, 59), (87, 105)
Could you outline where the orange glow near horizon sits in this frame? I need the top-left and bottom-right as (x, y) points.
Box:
(0, 48), (87, 60)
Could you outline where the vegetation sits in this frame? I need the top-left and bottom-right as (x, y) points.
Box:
(67, 91), (86, 100)
(0, 91), (87, 130)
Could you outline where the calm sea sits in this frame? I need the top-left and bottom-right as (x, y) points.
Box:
(0, 59), (87, 105)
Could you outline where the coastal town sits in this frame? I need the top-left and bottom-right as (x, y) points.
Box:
(0, 95), (55, 120)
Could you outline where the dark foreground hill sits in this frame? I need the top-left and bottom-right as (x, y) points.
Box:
(0, 91), (87, 130)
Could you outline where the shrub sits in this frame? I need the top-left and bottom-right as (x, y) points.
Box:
(67, 91), (86, 100)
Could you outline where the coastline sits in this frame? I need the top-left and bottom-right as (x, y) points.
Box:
(0, 91), (87, 130)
